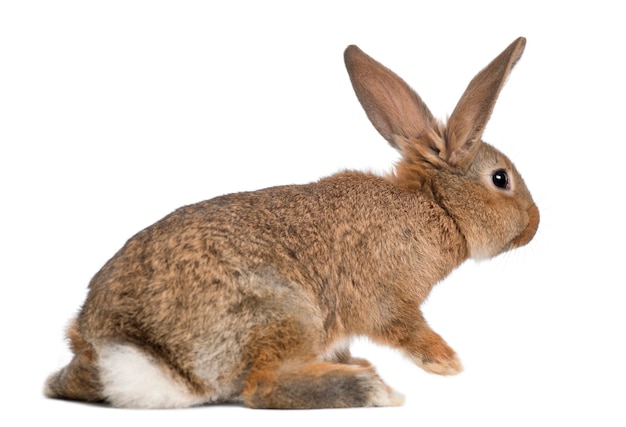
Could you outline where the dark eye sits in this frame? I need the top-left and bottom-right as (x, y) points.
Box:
(492, 169), (510, 189)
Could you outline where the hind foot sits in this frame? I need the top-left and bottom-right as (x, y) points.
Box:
(243, 360), (404, 409)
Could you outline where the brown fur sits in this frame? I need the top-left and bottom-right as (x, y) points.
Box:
(45, 38), (538, 409)
(44, 320), (103, 402)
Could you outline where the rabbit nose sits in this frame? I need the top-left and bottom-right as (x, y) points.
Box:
(510, 203), (539, 249)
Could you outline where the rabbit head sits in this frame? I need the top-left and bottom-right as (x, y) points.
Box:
(345, 37), (539, 259)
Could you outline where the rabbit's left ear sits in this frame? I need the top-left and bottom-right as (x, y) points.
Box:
(344, 45), (441, 155)
(445, 37), (526, 168)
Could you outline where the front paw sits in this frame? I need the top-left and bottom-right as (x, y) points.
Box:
(419, 351), (463, 375)
(408, 344), (463, 376)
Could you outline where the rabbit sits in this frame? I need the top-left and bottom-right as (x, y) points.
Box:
(44, 37), (539, 409)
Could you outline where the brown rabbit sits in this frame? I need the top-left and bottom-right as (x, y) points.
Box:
(44, 37), (538, 409)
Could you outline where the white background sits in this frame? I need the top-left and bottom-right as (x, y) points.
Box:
(1, 1), (624, 425)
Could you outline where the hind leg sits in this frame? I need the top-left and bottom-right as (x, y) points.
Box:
(238, 305), (404, 409)
(243, 359), (404, 409)
(44, 319), (103, 402)
(325, 343), (374, 368)
(240, 320), (403, 409)
(44, 345), (102, 402)
(45, 318), (209, 408)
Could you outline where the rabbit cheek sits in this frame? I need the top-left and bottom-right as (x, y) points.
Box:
(465, 196), (523, 259)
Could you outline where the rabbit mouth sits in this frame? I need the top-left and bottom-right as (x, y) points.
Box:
(509, 203), (540, 249)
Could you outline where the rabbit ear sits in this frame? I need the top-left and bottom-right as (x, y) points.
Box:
(445, 37), (526, 168)
(344, 45), (440, 153)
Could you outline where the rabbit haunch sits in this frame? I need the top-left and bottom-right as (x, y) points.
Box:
(45, 38), (538, 409)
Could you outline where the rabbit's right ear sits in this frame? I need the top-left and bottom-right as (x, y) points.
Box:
(445, 37), (526, 168)
(344, 45), (444, 160)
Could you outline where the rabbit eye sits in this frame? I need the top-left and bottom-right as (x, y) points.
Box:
(492, 169), (510, 190)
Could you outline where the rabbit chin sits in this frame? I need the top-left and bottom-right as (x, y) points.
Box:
(469, 237), (525, 261)
(467, 236), (519, 260)
(470, 203), (540, 261)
